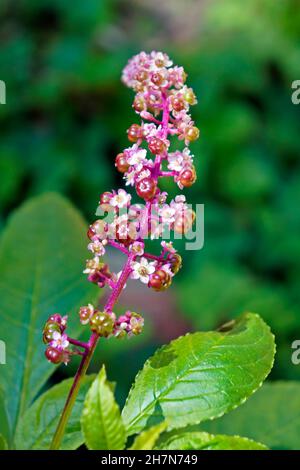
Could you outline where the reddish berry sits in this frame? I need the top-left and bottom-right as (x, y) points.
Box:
(127, 124), (142, 142)
(115, 153), (129, 173)
(79, 304), (94, 325)
(151, 72), (163, 86)
(99, 192), (114, 212)
(179, 166), (196, 187)
(171, 96), (185, 112)
(148, 269), (172, 292)
(87, 220), (107, 241)
(148, 137), (166, 155)
(115, 221), (138, 246)
(45, 347), (63, 364)
(136, 177), (157, 201)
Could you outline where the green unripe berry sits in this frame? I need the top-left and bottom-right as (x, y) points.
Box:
(90, 311), (115, 337)
(43, 322), (61, 344)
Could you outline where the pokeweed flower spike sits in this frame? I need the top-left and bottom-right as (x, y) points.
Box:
(46, 51), (199, 449)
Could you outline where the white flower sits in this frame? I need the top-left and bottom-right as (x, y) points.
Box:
(127, 147), (147, 166)
(167, 151), (184, 172)
(83, 256), (100, 274)
(129, 241), (145, 256)
(135, 169), (151, 182)
(110, 189), (131, 209)
(170, 195), (187, 211)
(161, 263), (174, 277)
(142, 123), (157, 137)
(161, 241), (177, 254)
(182, 147), (194, 166)
(88, 240), (106, 256)
(174, 195), (186, 204)
(50, 332), (69, 350)
(124, 169), (136, 186)
(150, 51), (173, 68)
(130, 257), (156, 284)
(159, 204), (176, 224)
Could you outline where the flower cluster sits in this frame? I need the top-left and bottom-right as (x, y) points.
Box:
(43, 51), (198, 365)
(79, 305), (144, 339)
(120, 51), (198, 191)
(43, 314), (70, 365)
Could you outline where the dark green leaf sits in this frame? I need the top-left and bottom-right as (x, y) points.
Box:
(0, 193), (98, 438)
(15, 375), (95, 450)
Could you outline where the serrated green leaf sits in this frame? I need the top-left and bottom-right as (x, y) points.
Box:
(0, 193), (98, 439)
(122, 313), (275, 435)
(81, 366), (126, 450)
(129, 422), (167, 450)
(14, 374), (95, 450)
(156, 431), (268, 450)
(202, 381), (300, 450)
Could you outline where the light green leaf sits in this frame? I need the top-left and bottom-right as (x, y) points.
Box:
(0, 434), (8, 450)
(122, 313), (275, 435)
(81, 366), (126, 450)
(0, 193), (98, 438)
(129, 422), (167, 450)
(202, 381), (300, 450)
(156, 431), (268, 450)
(15, 374), (95, 450)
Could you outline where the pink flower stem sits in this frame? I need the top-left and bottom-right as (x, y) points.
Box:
(158, 170), (177, 177)
(108, 239), (130, 255)
(50, 252), (135, 450)
(67, 337), (89, 350)
(105, 253), (135, 312)
(143, 252), (165, 262)
(153, 91), (169, 181)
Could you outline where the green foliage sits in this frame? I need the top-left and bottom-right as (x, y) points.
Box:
(202, 381), (300, 450)
(122, 313), (275, 435)
(129, 422), (167, 450)
(0, 0), (299, 391)
(0, 0), (300, 451)
(15, 375), (95, 450)
(0, 434), (8, 450)
(156, 431), (267, 451)
(80, 312), (275, 451)
(0, 193), (98, 445)
(81, 366), (126, 450)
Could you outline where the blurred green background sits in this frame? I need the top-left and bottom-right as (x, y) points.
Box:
(1, 0), (300, 404)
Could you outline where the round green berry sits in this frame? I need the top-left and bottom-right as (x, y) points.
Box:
(90, 311), (115, 337)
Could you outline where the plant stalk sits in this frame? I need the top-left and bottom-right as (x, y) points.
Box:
(50, 253), (135, 450)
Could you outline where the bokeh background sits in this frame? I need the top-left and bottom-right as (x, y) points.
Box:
(1, 0), (300, 404)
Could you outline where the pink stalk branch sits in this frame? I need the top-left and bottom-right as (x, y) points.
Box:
(50, 252), (134, 449)
(46, 51), (199, 450)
